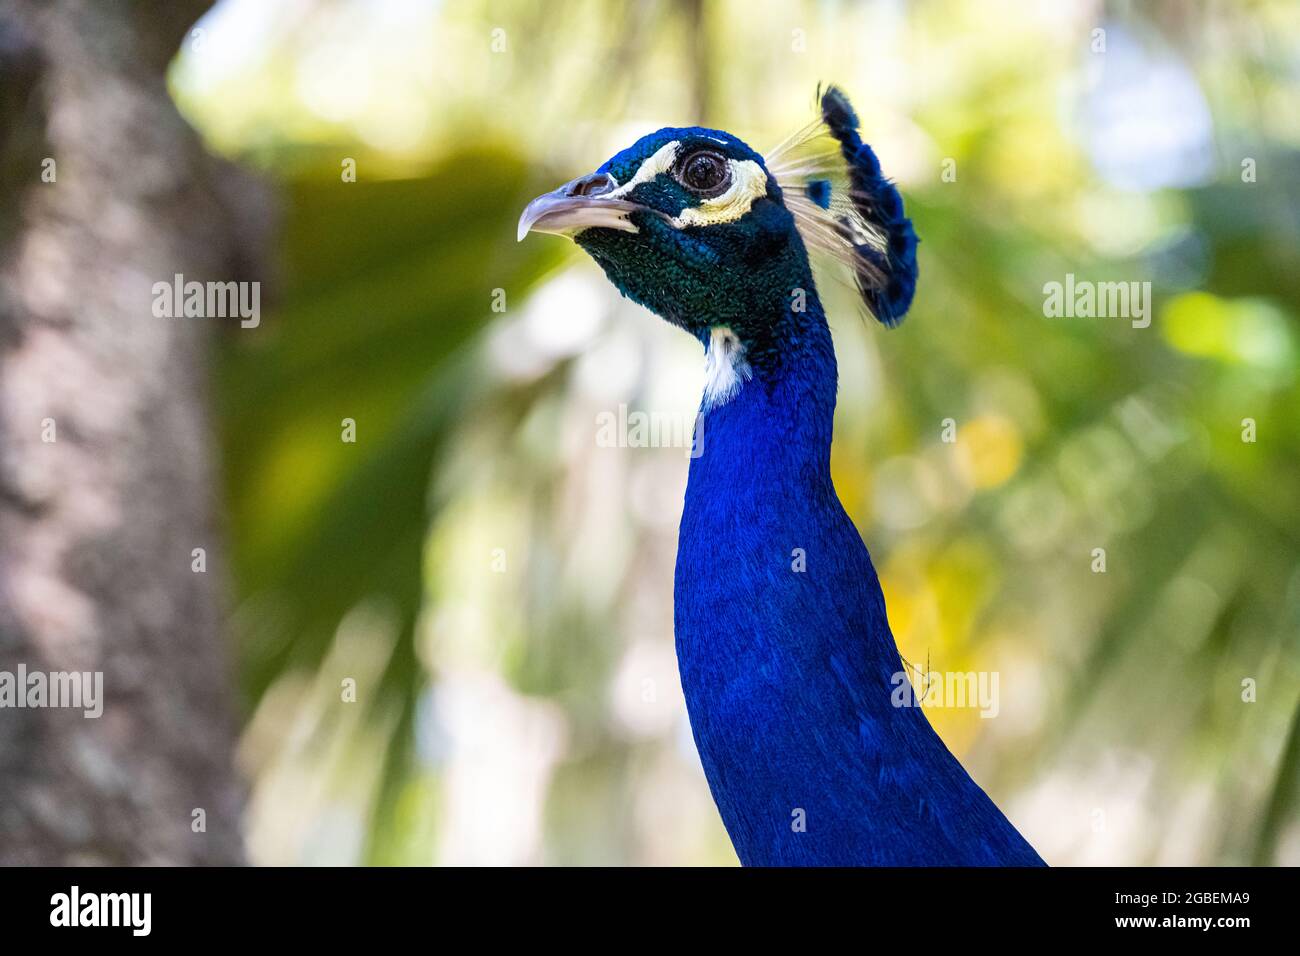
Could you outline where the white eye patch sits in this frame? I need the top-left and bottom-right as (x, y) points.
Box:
(672, 159), (768, 228)
(606, 141), (680, 199)
(609, 140), (769, 229)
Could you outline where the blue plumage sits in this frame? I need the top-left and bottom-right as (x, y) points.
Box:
(676, 291), (1042, 865)
(518, 87), (1043, 866)
(804, 178), (833, 209)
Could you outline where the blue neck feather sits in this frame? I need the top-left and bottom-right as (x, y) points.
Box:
(675, 288), (1045, 866)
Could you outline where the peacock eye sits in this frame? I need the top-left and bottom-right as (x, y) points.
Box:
(676, 150), (731, 197)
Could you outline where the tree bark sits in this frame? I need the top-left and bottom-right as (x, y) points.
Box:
(0, 0), (250, 864)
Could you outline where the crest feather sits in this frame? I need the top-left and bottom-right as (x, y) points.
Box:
(767, 85), (919, 326)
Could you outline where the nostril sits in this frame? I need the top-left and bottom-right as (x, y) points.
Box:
(566, 173), (615, 198)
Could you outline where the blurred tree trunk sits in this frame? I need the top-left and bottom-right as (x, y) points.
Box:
(0, 0), (255, 864)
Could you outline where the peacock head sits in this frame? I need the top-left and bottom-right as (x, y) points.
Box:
(518, 86), (919, 373)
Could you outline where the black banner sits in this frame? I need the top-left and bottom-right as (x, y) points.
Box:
(0, 866), (1282, 942)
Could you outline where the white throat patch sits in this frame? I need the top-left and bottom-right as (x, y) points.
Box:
(702, 327), (752, 410)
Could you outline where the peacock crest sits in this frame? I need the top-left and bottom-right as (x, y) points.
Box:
(766, 84), (920, 327)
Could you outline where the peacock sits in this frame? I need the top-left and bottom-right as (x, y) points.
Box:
(518, 86), (1045, 867)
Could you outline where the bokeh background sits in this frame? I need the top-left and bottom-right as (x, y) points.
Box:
(30, 0), (1300, 865)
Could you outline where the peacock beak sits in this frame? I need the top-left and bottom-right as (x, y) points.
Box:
(516, 172), (645, 242)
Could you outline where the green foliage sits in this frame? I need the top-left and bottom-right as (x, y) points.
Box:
(215, 148), (562, 862)
(177, 0), (1300, 865)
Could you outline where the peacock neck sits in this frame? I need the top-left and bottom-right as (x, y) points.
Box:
(671, 285), (1047, 867)
(690, 293), (838, 495)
